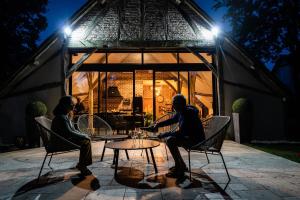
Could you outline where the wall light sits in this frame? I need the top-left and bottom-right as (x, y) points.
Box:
(202, 26), (220, 40)
(63, 26), (72, 37)
(211, 26), (220, 37)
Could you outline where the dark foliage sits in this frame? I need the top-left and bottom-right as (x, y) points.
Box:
(0, 0), (48, 86)
(213, 0), (300, 96)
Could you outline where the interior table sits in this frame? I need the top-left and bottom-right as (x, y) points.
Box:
(105, 139), (160, 176)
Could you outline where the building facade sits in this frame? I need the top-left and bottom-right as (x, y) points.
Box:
(0, 0), (289, 144)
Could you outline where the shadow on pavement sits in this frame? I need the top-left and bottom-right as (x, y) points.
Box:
(12, 168), (100, 199)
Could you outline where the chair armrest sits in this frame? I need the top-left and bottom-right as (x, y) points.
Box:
(40, 125), (80, 149)
(189, 127), (224, 151)
(49, 130), (81, 148)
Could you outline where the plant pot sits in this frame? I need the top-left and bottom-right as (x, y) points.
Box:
(232, 112), (252, 143)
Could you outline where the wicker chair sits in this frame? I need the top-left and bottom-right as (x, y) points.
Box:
(77, 114), (129, 162)
(35, 116), (80, 182)
(185, 116), (231, 182)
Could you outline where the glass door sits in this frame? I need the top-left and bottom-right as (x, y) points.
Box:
(155, 71), (178, 119)
(72, 71), (99, 115)
(135, 70), (154, 126)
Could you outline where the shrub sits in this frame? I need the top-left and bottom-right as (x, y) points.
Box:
(232, 98), (249, 113)
(26, 101), (47, 117)
(25, 101), (47, 148)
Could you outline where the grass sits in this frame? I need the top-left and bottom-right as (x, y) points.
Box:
(246, 143), (300, 163)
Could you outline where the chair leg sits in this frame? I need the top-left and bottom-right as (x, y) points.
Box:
(37, 153), (48, 183)
(48, 153), (53, 170)
(219, 152), (231, 181)
(101, 140), (108, 161)
(125, 150), (130, 160)
(188, 150), (191, 181)
(164, 141), (169, 161)
(205, 151), (210, 164)
(113, 150), (116, 165)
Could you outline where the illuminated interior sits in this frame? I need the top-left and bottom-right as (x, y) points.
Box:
(71, 52), (213, 128)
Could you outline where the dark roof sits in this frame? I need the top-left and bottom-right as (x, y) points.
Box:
(0, 0), (291, 98)
(67, 0), (215, 48)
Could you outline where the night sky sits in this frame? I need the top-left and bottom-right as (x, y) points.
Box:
(38, 0), (229, 44)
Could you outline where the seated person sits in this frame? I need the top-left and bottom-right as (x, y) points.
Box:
(144, 94), (205, 181)
(51, 96), (92, 176)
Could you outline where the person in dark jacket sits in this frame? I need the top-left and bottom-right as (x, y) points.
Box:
(51, 96), (92, 176)
(152, 94), (205, 180)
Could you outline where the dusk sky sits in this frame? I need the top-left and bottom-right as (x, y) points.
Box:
(38, 0), (229, 44)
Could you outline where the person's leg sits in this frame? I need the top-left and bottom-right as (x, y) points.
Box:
(79, 138), (92, 167)
(73, 138), (93, 175)
(165, 136), (187, 172)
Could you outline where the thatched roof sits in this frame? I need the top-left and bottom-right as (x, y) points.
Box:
(68, 0), (215, 48)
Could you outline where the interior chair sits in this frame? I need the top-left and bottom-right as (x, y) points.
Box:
(106, 114), (131, 134)
(185, 116), (231, 182)
(77, 114), (129, 161)
(35, 116), (80, 182)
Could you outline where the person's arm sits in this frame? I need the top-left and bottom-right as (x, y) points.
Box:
(155, 113), (179, 128)
(62, 117), (90, 140)
(158, 130), (178, 138)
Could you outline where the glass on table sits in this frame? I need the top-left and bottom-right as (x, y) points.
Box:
(135, 128), (144, 146)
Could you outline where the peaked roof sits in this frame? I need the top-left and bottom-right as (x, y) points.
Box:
(68, 0), (215, 48)
(0, 0), (290, 99)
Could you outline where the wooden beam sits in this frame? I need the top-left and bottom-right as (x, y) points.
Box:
(66, 48), (98, 79)
(185, 47), (218, 77)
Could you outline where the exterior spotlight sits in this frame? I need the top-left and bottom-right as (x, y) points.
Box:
(211, 26), (220, 37)
(202, 29), (214, 40)
(63, 26), (72, 36)
(201, 26), (220, 40)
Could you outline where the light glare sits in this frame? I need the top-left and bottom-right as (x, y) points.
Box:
(202, 29), (214, 40)
(64, 26), (72, 36)
(211, 26), (220, 37)
(201, 26), (220, 40)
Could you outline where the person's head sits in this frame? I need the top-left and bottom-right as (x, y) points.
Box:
(53, 96), (76, 116)
(172, 94), (186, 113)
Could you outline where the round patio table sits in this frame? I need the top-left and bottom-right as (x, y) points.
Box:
(105, 139), (160, 176)
(93, 135), (130, 161)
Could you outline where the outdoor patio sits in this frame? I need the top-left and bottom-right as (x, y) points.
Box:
(0, 140), (300, 200)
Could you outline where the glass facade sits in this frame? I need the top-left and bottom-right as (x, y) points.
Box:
(71, 52), (214, 127)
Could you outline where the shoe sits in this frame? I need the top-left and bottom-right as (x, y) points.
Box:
(169, 166), (189, 172)
(175, 175), (188, 185)
(80, 168), (92, 176)
(165, 170), (185, 178)
(76, 164), (92, 176)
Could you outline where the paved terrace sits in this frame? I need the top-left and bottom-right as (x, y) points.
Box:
(0, 140), (300, 200)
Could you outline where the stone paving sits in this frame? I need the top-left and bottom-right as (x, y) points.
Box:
(0, 140), (300, 200)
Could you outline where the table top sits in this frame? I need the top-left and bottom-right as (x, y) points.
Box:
(105, 139), (160, 150)
(92, 134), (129, 140)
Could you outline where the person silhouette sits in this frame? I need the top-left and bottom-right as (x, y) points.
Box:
(51, 96), (92, 176)
(144, 94), (205, 182)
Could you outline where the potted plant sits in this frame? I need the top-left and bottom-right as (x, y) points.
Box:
(232, 98), (252, 143)
(144, 113), (153, 127)
(25, 101), (47, 148)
